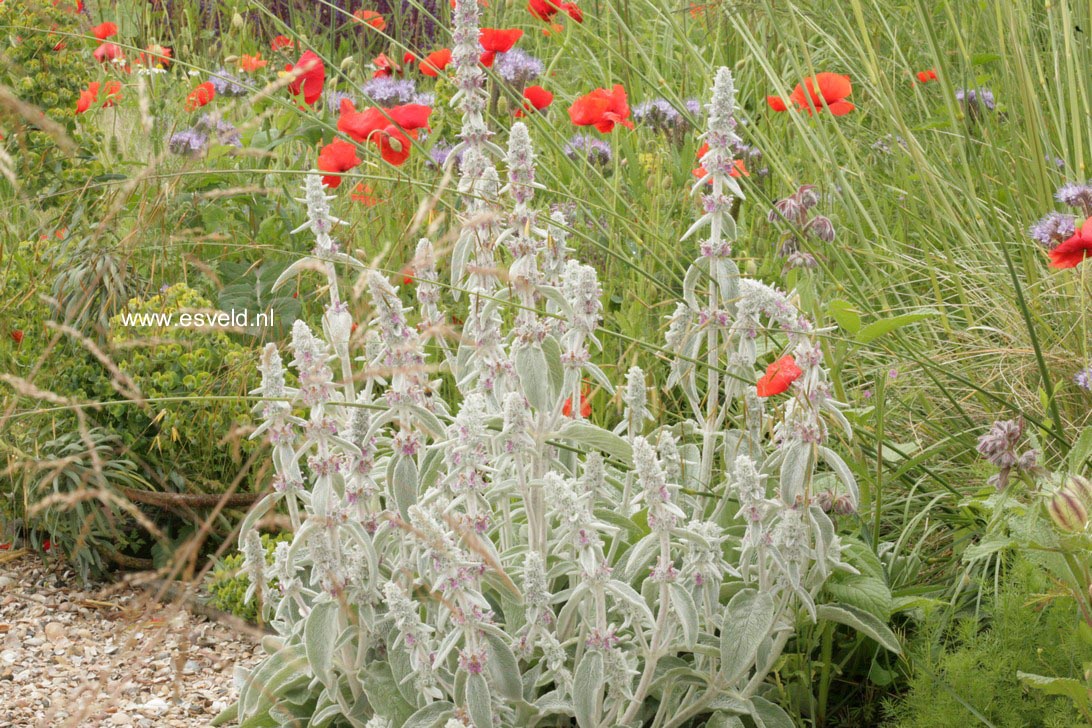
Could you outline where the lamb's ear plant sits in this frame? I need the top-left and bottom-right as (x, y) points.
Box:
(219, 6), (896, 726)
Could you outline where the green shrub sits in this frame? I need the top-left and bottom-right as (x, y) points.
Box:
(885, 557), (1092, 728)
(205, 532), (289, 622)
(91, 282), (262, 492)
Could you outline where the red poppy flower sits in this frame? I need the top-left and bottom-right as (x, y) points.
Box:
(286, 50), (325, 106)
(515, 85), (553, 117)
(479, 28), (523, 66)
(93, 42), (123, 63)
(755, 355), (803, 397)
(419, 48), (452, 77)
(916, 69), (937, 84)
(691, 142), (749, 181)
(90, 21), (117, 40)
(767, 73), (854, 116)
(562, 386), (592, 418)
(271, 35), (295, 51)
(239, 54), (267, 72)
(354, 9), (387, 30)
(317, 139), (361, 189)
(337, 99), (432, 166)
(185, 82), (215, 111)
(75, 81), (100, 114)
(137, 44), (171, 68)
(528, 0), (583, 23)
(569, 84), (634, 132)
(101, 80), (122, 107)
(1050, 217), (1092, 269)
(372, 52), (402, 78)
(400, 266), (415, 285)
(351, 182), (381, 206)
(10, 330), (24, 345)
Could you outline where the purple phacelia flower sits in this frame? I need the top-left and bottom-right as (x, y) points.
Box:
(209, 68), (248, 97)
(1076, 366), (1092, 392)
(493, 48), (544, 87)
(1055, 181), (1092, 217)
(564, 134), (612, 168)
(361, 77), (420, 106)
(1028, 211), (1076, 249)
(168, 128), (209, 156)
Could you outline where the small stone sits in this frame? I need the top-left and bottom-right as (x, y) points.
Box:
(110, 712), (134, 726)
(44, 622), (65, 643)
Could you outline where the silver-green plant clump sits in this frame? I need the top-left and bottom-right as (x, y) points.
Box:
(221, 53), (897, 728)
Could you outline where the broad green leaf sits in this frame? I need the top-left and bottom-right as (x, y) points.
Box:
(824, 575), (892, 621)
(1068, 426), (1092, 472)
(816, 603), (901, 654)
(705, 713), (746, 728)
(856, 310), (938, 344)
(827, 299), (861, 335)
(1017, 672), (1091, 712)
(720, 588), (775, 685)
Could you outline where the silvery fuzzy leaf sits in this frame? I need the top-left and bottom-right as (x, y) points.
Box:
(555, 421), (633, 466)
(433, 624), (464, 668)
(483, 631), (524, 702)
(238, 493), (278, 548)
(818, 446), (859, 507)
(619, 533), (660, 583)
(538, 285), (572, 318)
(706, 694), (752, 715)
(808, 506), (835, 580)
(706, 713), (746, 728)
(418, 445), (444, 492)
(450, 234), (471, 299)
(466, 672), (493, 728)
(668, 582), (700, 649)
(303, 601), (341, 689)
(239, 645), (309, 718)
(583, 362), (615, 395)
(683, 258), (707, 310)
(404, 404), (447, 440)
(362, 662), (417, 724)
(604, 580), (655, 627)
(541, 334), (565, 398)
(556, 581), (592, 640)
(749, 696), (794, 728)
(778, 442), (812, 505)
(572, 650), (604, 728)
(389, 455), (419, 519)
(533, 691), (574, 717)
(403, 701), (455, 728)
(714, 258), (741, 306)
(815, 603), (901, 654)
(680, 213), (712, 242)
(514, 344), (551, 411)
(271, 257), (318, 292)
(720, 588), (776, 686)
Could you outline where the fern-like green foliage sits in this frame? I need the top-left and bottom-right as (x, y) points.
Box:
(884, 557), (1092, 728)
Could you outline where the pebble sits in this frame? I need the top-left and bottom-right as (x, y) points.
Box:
(0, 554), (262, 727)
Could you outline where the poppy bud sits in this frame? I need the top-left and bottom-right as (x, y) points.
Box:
(1048, 487), (1089, 533)
(1064, 474), (1092, 504)
(10, 330), (24, 345)
(232, 12), (244, 28)
(387, 137), (403, 153)
(340, 56), (355, 72)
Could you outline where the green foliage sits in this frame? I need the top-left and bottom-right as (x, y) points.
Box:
(0, 0), (107, 199)
(87, 282), (262, 492)
(205, 532), (289, 622)
(16, 428), (150, 583)
(884, 558), (1092, 728)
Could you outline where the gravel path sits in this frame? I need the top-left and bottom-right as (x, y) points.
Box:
(0, 551), (262, 727)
